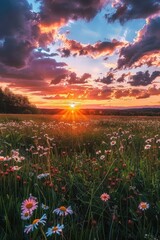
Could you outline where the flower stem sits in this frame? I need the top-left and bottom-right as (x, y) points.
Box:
(40, 226), (47, 240)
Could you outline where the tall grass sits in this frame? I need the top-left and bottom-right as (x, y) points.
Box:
(0, 115), (160, 240)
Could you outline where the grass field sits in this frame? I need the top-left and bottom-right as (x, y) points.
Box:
(0, 114), (160, 240)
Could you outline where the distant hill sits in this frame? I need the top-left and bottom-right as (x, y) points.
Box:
(0, 88), (38, 114)
(39, 108), (160, 116)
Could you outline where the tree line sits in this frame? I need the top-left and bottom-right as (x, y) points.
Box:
(0, 88), (38, 114)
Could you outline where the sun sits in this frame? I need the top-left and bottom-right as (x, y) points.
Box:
(70, 103), (76, 109)
(60, 102), (87, 122)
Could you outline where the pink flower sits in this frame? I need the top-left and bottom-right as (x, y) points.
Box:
(21, 210), (32, 220)
(100, 193), (110, 202)
(0, 156), (5, 161)
(21, 195), (38, 213)
(138, 202), (149, 211)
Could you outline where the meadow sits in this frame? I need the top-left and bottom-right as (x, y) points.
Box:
(0, 114), (160, 240)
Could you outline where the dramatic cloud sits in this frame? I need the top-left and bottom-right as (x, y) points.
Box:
(96, 73), (115, 84)
(0, 38), (34, 68)
(84, 86), (113, 100)
(114, 89), (129, 99)
(0, 0), (40, 67)
(118, 17), (160, 68)
(58, 38), (122, 59)
(0, 0), (160, 108)
(129, 71), (160, 86)
(117, 73), (129, 83)
(39, 0), (108, 25)
(51, 72), (91, 85)
(0, 57), (67, 81)
(114, 86), (160, 99)
(36, 0), (109, 47)
(105, 0), (160, 23)
(134, 86), (160, 99)
(0, 0), (31, 37)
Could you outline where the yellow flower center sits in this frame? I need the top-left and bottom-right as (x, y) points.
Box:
(52, 226), (58, 232)
(26, 202), (33, 209)
(59, 206), (67, 212)
(32, 219), (39, 224)
(24, 212), (29, 217)
(141, 203), (147, 209)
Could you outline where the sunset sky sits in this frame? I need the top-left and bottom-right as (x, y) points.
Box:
(0, 0), (160, 109)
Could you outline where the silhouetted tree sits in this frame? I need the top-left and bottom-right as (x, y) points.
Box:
(0, 87), (38, 114)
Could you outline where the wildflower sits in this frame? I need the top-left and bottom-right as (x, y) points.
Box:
(21, 195), (38, 213)
(100, 155), (105, 160)
(100, 193), (110, 202)
(0, 156), (5, 161)
(11, 166), (21, 171)
(96, 150), (101, 155)
(46, 224), (64, 236)
(3, 156), (11, 161)
(110, 141), (116, 146)
(21, 210), (32, 220)
(37, 173), (50, 179)
(138, 202), (149, 211)
(104, 149), (111, 154)
(41, 203), (49, 210)
(53, 206), (73, 216)
(144, 144), (151, 150)
(24, 214), (47, 234)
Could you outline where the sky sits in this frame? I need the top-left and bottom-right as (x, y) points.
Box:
(0, 0), (160, 109)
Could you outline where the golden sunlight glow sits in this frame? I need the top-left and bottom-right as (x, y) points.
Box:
(58, 102), (87, 122)
(70, 103), (76, 108)
(39, 19), (66, 34)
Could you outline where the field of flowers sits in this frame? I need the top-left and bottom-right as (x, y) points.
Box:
(0, 114), (160, 240)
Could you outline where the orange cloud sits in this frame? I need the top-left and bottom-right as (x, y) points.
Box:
(39, 19), (66, 34)
(58, 38), (123, 59)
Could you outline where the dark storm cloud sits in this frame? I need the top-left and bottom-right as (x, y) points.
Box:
(129, 71), (160, 86)
(0, 0), (31, 37)
(58, 39), (122, 58)
(0, 58), (68, 82)
(0, 37), (34, 67)
(0, 0), (40, 68)
(118, 17), (160, 68)
(38, 0), (108, 24)
(105, 0), (160, 23)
